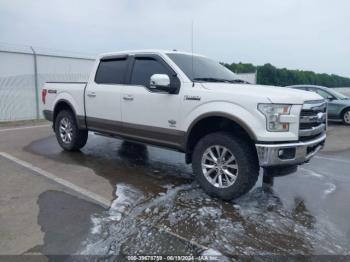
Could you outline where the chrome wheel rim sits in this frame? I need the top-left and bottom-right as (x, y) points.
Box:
(201, 145), (238, 188)
(344, 111), (350, 124)
(59, 117), (73, 144)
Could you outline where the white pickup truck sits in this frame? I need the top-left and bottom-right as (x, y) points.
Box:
(42, 50), (327, 200)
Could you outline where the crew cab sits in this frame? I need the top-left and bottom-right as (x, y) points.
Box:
(42, 50), (327, 200)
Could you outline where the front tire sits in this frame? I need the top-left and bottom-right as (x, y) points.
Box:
(54, 110), (88, 151)
(192, 132), (259, 200)
(342, 109), (350, 125)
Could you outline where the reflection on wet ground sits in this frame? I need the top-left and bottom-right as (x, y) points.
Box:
(26, 190), (104, 257)
(25, 133), (350, 257)
(25, 134), (192, 198)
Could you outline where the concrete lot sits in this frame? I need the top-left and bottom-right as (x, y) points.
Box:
(0, 121), (350, 259)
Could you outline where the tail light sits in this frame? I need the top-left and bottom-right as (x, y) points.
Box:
(42, 89), (47, 104)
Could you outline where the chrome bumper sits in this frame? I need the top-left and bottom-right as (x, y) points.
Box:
(255, 133), (326, 167)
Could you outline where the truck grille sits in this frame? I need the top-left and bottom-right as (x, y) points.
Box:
(299, 100), (327, 140)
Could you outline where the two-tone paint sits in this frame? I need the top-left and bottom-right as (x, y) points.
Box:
(42, 50), (325, 167)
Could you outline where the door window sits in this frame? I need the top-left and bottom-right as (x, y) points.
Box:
(95, 58), (128, 84)
(312, 88), (334, 99)
(130, 58), (170, 88)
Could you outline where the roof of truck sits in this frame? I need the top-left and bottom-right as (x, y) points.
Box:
(99, 49), (205, 59)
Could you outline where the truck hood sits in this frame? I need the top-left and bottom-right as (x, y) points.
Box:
(201, 83), (323, 104)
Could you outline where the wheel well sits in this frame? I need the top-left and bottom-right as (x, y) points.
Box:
(53, 101), (75, 128)
(185, 116), (256, 163)
(341, 107), (350, 117)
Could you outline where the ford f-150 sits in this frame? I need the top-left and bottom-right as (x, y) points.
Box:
(42, 50), (327, 200)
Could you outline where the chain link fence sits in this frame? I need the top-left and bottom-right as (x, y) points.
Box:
(0, 43), (95, 122)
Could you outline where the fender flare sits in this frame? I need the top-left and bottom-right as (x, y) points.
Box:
(184, 111), (257, 148)
(53, 99), (86, 129)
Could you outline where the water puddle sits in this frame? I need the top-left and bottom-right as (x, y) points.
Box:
(24, 135), (350, 256)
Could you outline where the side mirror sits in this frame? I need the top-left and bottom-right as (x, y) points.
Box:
(327, 95), (335, 101)
(150, 74), (171, 92)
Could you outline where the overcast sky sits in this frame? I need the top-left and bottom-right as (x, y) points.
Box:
(1, 0), (349, 77)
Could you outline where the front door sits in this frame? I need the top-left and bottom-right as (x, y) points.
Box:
(121, 55), (183, 149)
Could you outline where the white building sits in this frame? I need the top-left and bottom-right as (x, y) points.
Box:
(236, 72), (257, 84)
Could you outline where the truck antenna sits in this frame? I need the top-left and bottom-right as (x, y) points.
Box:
(191, 20), (195, 87)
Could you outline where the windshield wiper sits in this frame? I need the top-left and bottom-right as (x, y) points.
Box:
(228, 79), (250, 84)
(193, 78), (250, 84)
(193, 77), (229, 83)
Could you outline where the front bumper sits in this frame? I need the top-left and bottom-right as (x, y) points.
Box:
(255, 133), (326, 167)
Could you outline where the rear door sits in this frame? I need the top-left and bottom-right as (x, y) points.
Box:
(85, 56), (129, 133)
(121, 54), (183, 149)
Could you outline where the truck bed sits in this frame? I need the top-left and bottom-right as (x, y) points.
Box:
(42, 82), (88, 122)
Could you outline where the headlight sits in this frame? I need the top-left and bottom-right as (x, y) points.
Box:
(258, 104), (292, 132)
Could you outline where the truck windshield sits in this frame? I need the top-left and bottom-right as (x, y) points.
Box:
(167, 53), (241, 83)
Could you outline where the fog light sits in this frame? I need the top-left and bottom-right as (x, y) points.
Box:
(278, 148), (296, 160)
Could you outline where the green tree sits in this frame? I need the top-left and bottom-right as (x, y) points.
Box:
(223, 62), (350, 87)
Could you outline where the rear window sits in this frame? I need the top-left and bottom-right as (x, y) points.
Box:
(95, 58), (128, 84)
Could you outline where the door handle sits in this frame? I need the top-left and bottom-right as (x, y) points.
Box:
(123, 95), (134, 101)
(87, 92), (96, 98)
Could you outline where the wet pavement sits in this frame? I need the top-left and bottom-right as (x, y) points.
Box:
(0, 122), (350, 259)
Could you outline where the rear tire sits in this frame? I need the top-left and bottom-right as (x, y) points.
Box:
(342, 109), (350, 125)
(54, 110), (88, 151)
(192, 132), (259, 200)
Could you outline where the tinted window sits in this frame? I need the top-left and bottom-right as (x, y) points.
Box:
(95, 58), (128, 84)
(131, 58), (169, 87)
(167, 53), (238, 82)
(312, 88), (333, 99)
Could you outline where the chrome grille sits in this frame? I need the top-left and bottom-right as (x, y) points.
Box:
(299, 100), (327, 139)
